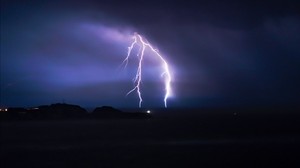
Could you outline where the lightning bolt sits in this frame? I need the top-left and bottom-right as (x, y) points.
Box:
(123, 32), (172, 108)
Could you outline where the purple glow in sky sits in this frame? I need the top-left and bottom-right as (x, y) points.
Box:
(1, 0), (299, 108)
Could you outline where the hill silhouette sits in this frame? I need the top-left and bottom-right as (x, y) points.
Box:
(91, 106), (151, 119)
(0, 103), (151, 120)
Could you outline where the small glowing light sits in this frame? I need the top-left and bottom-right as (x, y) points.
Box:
(146, 110), (151, 114)
(5, 109), (8, 112)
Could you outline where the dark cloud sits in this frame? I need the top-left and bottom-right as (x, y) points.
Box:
(1, 0), (300, 108)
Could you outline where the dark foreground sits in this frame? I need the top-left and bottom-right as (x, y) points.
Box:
(1, 109), (300, 168)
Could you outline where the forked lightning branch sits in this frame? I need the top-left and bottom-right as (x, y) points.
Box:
(122, 33), (172, 108)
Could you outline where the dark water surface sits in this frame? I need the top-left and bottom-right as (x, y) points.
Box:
(1, 109), (300, 168)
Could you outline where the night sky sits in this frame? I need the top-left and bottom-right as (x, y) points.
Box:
(1, 0), (300, 108)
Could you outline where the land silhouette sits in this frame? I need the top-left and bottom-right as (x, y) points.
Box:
(0, 103), (151, 121)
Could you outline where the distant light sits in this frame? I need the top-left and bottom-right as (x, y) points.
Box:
(0, 108), (8, 112)
(146, 110), (151, 114)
